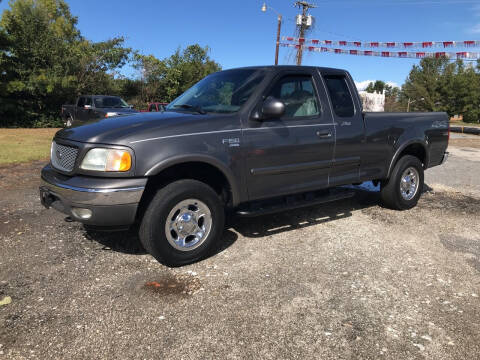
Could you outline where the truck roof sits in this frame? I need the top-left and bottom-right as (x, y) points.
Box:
(223, 65), (349, 76)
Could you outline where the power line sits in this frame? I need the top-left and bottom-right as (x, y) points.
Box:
(294, 1), (317, 65)
(317, 0), (479, 5)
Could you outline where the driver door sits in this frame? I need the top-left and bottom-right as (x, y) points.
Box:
(243, 70), (335, 201)
(76, 96), (92, 121)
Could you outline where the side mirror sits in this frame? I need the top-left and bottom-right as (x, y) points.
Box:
(261, 96), (285, 119)
(84, 105), (92, 110)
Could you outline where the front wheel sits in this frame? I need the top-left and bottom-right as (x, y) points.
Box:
(380, 155), (424, 210)
(139, 180), (225, 267)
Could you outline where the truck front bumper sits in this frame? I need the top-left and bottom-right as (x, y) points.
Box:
(40, 164), (147, 228)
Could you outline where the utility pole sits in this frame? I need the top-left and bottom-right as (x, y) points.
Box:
(294, 1), (316, 65)
(275, 14), (282, 65)
(262, 3), (282, 65)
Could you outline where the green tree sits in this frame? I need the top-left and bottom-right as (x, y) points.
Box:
(384, 85), (403, 112)
(402, 57), (480, 122)
(74, 37), (132, 95)
(134, 44), (221, 104)
(0, 0), (131, 127)
(402, 57), (453, 113)
(366, 80), (386, 94)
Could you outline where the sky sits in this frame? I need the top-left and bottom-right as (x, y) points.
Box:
(1, 0), (480, 88)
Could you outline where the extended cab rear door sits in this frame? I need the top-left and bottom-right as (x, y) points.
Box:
(320, 71), (365, 185)
(243, 69), (335, 201)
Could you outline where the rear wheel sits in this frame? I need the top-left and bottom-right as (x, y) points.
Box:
(139, 179), (225, 267)
(380, 155), (424, 210)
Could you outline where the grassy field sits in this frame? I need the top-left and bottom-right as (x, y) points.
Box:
(0, 128), (59, 165)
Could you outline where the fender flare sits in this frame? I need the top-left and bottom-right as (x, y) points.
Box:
(144, 154), (241, 206)
(387, 140), (429, 178)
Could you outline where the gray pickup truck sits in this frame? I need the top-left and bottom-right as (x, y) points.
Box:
(61, 95), (138, 127)
(41, 66), (449, 266)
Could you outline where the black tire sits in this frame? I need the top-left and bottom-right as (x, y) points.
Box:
(139, 179), (225, 267)
(380, 155), (424, 210)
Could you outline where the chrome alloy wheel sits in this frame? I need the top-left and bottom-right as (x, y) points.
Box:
(165, 199), (212, 251)
(400, 167), (420, 201)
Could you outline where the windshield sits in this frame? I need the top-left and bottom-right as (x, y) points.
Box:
(166, 69), (265, 114)
(94, 97), (129, 108)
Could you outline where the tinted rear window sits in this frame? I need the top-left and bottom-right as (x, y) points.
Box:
(323, 76), (355, 117)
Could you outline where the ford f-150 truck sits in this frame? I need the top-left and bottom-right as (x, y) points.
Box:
(40, 66), (449, 266)
(61, 95), (138, 127)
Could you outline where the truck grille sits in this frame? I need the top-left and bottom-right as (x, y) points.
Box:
(51, 142), (78, 172)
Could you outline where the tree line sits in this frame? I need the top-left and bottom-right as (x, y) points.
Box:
(0, 0), (220, 127)
(364, 58), (480, 122)
(1, 0), (479, 127)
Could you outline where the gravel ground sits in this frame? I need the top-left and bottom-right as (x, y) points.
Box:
(0, 141), (479, 359)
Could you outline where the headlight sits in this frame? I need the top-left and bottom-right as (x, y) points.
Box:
(105, 112), (120, 118)
(80, 148), (132, 172)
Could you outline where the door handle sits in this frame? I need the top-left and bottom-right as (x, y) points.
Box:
(316, 130), (332, 138)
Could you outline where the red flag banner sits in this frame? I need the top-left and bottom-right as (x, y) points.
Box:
(279, 43), (480, 60)
(281, 37), (480, 49)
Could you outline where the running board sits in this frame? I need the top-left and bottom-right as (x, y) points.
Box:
(236, 188), (355, 217)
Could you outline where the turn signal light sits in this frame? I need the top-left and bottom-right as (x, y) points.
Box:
(107, 150), (132, 172)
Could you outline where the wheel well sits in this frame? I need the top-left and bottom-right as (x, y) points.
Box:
(396, 143), (427, 168)
(137, 162), (232, 221)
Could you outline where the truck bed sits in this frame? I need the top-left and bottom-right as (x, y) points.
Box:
(363, 111), (449, 176)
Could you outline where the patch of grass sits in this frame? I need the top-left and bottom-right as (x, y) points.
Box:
(0, 128), (60, 165)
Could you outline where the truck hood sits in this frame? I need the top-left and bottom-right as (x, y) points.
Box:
(54, 111), (218, 146)
(98, 107), (139, 114)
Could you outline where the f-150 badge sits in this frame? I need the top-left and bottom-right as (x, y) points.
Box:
(222, 138), (240, 147)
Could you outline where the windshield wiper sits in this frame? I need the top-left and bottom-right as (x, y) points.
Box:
(173, 104), (206, 114)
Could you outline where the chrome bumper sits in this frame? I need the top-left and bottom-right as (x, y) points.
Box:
(39, 179), (145, 206)
(40, 164), (147, 226)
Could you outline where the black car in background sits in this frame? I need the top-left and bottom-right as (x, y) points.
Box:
(61, 95), (138, 127)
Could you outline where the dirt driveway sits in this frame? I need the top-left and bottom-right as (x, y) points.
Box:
(1, 139), (479, 359)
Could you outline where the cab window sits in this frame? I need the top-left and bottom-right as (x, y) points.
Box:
(323, 75), (355, 117)
(266, 75), (320, 118)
